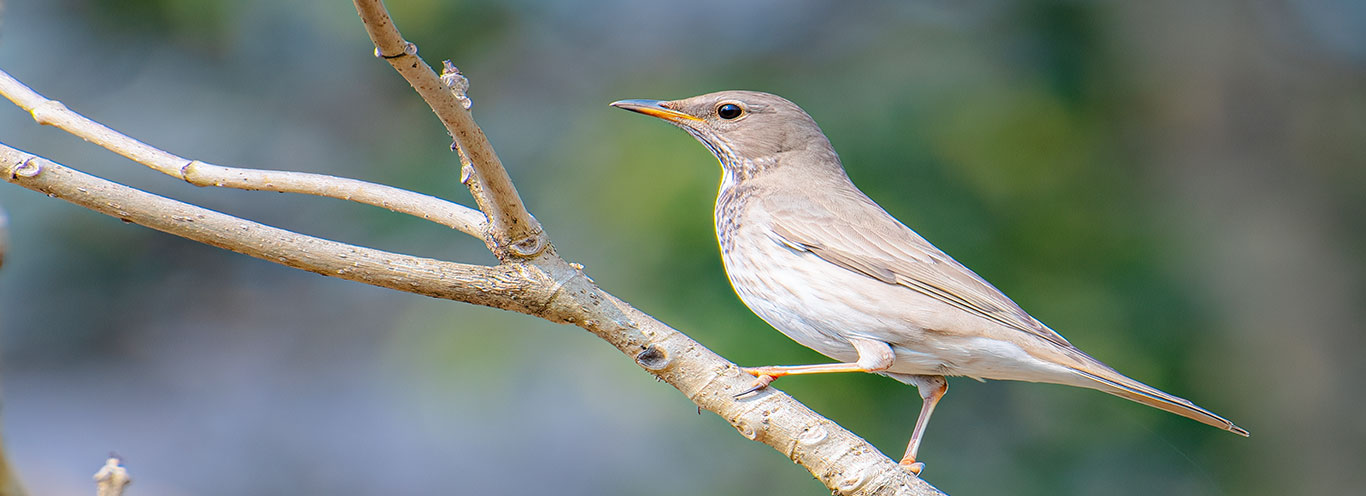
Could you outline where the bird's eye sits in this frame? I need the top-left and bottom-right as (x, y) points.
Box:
(717, 103), (743, 120)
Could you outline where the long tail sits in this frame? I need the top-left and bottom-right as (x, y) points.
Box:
(1070, 365), (1249, 437)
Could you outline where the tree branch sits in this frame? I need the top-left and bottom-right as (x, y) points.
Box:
(0, 142), (946, 495)
(0, 3), (950, 492)
(0, 144), (553, 314)
(0, 70), (487, 237)
(353, 0), (545, 259)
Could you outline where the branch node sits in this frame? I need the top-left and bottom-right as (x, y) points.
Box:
(797, 423), (830, 446)
(835, 470), (871, 494)
(507, 233), (546, 257)
(459, 162), (475, 185)
(179, 159), (200, 182)
(30, 98), (67, 126)
(374, 41), (416, 59)
(440, 60), (472, 110)
(634, 344), (671, 371)
(731, 414), (766, 441)
(11, 157), (43, 178)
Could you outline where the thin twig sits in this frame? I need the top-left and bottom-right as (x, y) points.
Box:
(0, 5), (950, 489)
(0, 143), (553, 313)
(352, 0), (546, 259)
(537, 284), (949, 496)
(1, 137), (944, 495)
(0, 69), (487, 237)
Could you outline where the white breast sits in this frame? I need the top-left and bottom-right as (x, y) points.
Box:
(714, 183), (1075, 383)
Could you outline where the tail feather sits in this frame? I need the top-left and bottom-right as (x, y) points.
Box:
(1071, 367), (1249, 437)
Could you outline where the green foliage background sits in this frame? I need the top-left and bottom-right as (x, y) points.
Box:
(1, 1), (1363, 494)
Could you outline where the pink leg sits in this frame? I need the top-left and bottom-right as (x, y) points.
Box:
(737, 338), (895, 397)
(899, 375), (947, 475)
(737, 362), (874, 396)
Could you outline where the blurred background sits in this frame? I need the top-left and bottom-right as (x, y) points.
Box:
(1, 0), (1363, 494)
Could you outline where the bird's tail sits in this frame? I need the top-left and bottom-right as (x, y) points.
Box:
(1070, 364), (1249, 437)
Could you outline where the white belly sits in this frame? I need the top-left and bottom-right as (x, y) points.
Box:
(718, 220), (1073, 383)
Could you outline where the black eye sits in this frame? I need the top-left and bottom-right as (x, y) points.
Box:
(717, 103), (743, 120)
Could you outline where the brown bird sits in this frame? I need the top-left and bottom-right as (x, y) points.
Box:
(611, 91), (1247, 474)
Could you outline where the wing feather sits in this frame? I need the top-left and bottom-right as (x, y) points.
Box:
(763, 193), (1072, 348)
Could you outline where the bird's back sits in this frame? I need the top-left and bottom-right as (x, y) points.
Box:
(719, 166), (1072, 376)
(615, 88), (1246, 436)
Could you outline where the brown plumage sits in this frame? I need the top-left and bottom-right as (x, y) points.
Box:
(612, 90), (1247, 473)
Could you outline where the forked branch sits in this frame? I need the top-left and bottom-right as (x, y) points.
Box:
(353, 0), (544, 258)
(0, 1), (949, 494)
(0, 71), (486, 237)
(0, 144), (552, 312)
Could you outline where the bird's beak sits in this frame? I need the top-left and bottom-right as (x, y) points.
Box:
(610, 99), (704, 124)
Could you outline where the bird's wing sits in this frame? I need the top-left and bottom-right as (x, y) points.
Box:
(764, 193), (1072, 348)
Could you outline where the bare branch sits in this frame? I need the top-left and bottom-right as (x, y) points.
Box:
(352, 0), (546, 258)
(541, 285), (948, 496)
(0, 143), (555, 314)
(180, 161), (487, 237)
(2, 138), (945, 495)
(346, 5), (942, 489)
(0, 7), (951, 490)
(0, 70), (487, 237)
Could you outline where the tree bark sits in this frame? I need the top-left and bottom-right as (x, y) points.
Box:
(0, 1), (948, 494)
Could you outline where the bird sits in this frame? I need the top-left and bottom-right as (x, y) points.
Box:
(610, 90), (1248, 474)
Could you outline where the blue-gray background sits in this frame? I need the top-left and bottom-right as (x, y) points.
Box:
(1, 1), (1363, 494)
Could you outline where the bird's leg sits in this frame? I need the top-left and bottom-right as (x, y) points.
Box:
(738, 362), (873, 395)
(898, 375), (947, 475)
(737, 338), (893, 396)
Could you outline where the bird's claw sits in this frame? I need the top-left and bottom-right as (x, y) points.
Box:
(734, 373), (776, 398)
(899, 460), (925, 476)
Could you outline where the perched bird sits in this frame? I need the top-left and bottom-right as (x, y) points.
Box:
(612, 91), (1247, 473)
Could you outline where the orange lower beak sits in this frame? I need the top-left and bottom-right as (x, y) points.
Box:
(610, 99), (704, 124)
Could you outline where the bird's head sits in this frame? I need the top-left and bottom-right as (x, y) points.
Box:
(611, 91), (838, 178)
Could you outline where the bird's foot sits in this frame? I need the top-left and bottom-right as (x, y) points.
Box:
(899, 459), (925, 476)
(734, 371), (777, 398)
